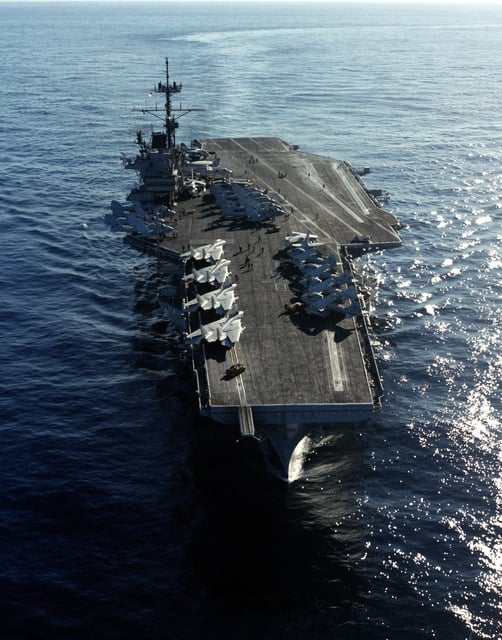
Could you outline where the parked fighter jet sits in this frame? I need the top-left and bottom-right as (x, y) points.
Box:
(183, 258), (230, 285)
(185, 311), (245, 348)
(284, 231), (320, 248)
(336, 299), (362, 319)
(302, 275), (339, 294)
(331, 270), (353, 286)
(108, 200), (174, 237)
(183, 159), (232, 177)
(184, 283), (238, 315)
(301, 291), (341, 315)
(339, 284), (359, 301)
(180, 239), (226, 262)
(126, 209), (173, 238)
(287, 246), (320, 265)
(299, 255), (338, 279)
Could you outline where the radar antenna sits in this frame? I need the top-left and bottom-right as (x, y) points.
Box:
(135, 57), (204, 150)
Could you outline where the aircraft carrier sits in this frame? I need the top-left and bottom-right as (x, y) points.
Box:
(108, 60), (402, 473)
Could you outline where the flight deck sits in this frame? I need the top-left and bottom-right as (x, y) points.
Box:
(126, 137), (402, 431)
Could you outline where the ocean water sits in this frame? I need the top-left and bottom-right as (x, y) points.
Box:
(0, 2), (500, 639)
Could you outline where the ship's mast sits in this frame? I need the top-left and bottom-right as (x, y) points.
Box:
(136, 59), (202, 152)
(165, 58), (175, 149)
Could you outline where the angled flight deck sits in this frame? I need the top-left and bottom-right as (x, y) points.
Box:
(202, 137), (401, 249)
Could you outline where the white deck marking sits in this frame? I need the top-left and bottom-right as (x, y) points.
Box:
(230, 347), (248, 404)
(230, 347), (255, 436)
(326, 332), (344, 392)
(306, 161), (367, 224)
(336, 163), (371, 216)
(225, 138), (365, 236)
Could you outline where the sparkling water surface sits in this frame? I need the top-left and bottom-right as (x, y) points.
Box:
(0, 2), (500, 639)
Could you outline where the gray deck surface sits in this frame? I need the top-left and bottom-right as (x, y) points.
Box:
(154, 137), (401, 421)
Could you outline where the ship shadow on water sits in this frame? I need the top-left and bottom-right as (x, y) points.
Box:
(187, 421), (369, 638)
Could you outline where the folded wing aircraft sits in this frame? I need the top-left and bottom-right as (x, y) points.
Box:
(184, 283), (237, 314)
(340, 284), (358, 301)
(184, 311), (245, 347)
(183, 258), (230, 284)
(342, 299), (362, 318)
(304, 276), (338, 294)
(287, 246), (319, 265)
(299, 254), (338, 276)
(180, 239), (226, 262)
(301, 291), (340, 310)
(284, 231), (320, 247)
(216, 313), (245, 348)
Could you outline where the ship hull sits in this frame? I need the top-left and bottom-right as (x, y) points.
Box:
(204, 403), (375, 425)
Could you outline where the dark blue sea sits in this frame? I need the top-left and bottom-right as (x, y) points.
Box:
(0, 2), (500, 638)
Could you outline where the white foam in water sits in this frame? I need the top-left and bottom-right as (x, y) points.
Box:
(287, 435), (312, 483)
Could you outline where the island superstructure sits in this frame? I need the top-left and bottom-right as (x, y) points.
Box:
(108, 59), (402, 470)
